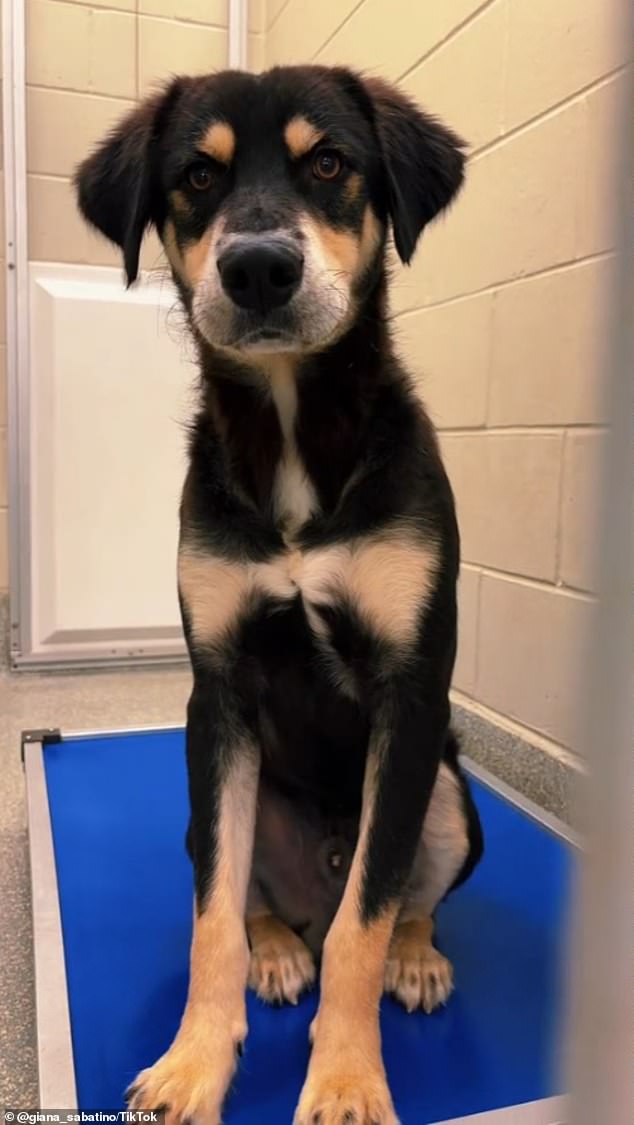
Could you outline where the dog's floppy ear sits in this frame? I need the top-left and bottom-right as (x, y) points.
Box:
(75, 80), (183, 286)
(364, 77), (466, 265)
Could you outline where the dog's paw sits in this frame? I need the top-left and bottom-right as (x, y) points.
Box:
(126, 1020), (245, 1125)
(384, 920), (453, 1014)
(294, 1057), (399, 1125)
(248, 915), (316, 1005)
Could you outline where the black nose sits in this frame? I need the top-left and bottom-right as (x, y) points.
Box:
(217, 237), (304, 313)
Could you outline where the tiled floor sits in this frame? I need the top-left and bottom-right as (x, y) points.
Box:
(0, 664), (192, 1104)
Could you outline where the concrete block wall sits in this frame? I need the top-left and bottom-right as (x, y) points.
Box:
(0, 2), (626, 772)
(0, 0), (263, 592)
(0, 9), (5, 589)
(266, 0), (627, 764)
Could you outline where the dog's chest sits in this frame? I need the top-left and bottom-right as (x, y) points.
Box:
(179, 531), (438, 659)
(268, 363), (318, 539)
(181, 366), (439, 661)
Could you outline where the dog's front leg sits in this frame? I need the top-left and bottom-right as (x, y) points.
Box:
(295, 684), (448, 1125)
(128, 673), (259, 1124)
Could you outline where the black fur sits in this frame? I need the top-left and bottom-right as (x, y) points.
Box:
(76, 66), (466, 285)
(76, 65), (481, 932)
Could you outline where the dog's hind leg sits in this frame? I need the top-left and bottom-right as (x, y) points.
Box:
(385, 756), (483, 1013)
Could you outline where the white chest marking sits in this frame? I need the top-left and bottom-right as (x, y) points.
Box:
(267, 361), (318, 537)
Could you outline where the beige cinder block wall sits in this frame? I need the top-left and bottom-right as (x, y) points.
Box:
(266, 0), (627, 765)
(0, 0), (264, 593)
(0, 11), (6, 590)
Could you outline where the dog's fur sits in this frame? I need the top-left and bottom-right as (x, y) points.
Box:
(76, 66), (483, 1125)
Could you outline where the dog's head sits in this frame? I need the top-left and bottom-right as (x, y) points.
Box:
(76, 67), (465, 355)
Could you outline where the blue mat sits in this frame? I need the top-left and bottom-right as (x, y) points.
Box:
(43, 729), (571, 1122)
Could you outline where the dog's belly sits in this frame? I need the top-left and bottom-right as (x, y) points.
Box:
(247, 597), (370, 809)
(252, 777), (360, 955)
(245, 599), (369, 952)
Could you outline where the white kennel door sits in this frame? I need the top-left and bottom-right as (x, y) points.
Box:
(3, 0), (248, 668)
(24, 264), (191, 666)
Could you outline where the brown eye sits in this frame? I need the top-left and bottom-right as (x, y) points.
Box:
(313, 148), (343, 181)
(187, 163), (213, 191)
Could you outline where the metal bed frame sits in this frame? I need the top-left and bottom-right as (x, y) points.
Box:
(24, 724), (574, 1124)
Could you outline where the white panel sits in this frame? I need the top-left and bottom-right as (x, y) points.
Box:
(28, 263), (192, 662)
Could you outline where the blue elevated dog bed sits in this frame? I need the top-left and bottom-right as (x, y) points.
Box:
(25, 727), (573, 1124)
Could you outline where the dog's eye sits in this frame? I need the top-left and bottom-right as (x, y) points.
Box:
(312, 148), (343, 182)
(187, 163), (213, 191)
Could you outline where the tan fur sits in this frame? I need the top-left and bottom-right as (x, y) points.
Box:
(182, 228), (215, 287)
(306, 215), (360, 277)
(385, 917), (453, 1014)
(180, 529), (437, 656)
(200, 121), (235, 165)
(178, 549), (252, 647)
(284, 115), (324, 159)
(163, 217), (224, 289)
(303, 205), (382, 284)
(301, 532), (440, 649)
(381, 763), (467, 1015)
(169, 189), (192, 216)
(406, 762), (469, 914)
(162, 219), (185, 277)
(359, 203), (383, 268)
(178, 545), (298, 650)
(180, 527), (437, 657)
(345, 171), (363, 201)
(163, 218), (214, 287)
(247, 913), (316, 1005)
(295, 755), (399, 1125)
(128, 755), (258, 1123)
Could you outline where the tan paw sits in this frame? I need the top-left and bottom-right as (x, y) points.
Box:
(248, 915), (316, 1005)
(127, 1019), (245, 1125)
(384, 919), (453, 1014)
(294, 1057), (399, 1125)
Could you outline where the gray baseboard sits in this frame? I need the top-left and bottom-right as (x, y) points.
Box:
(452, 702), (579, 826)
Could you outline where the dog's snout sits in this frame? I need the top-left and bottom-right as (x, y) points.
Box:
(217, 237), (304, 313)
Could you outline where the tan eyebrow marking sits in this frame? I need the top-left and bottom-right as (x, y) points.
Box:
(199, 121), (235, 165)
(284, 115), (325, 159)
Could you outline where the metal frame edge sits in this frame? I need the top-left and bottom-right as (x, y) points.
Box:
(24, 740), (78, 1108)
(13, 649), (188, 673)
(461, 755), (579, 848)
(24, 726), (574, 1113)
(433, 1094), (569, 1124)
(228, 0), (248, 68)
(2, 0), (32, 664)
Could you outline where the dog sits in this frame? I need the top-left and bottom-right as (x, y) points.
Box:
(76, 65), (484, 1125)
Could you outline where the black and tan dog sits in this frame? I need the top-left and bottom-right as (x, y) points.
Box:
(76, 66), (483, 1125)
